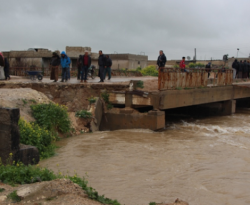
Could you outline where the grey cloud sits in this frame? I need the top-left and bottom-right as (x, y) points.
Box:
(0, 0), (250, 60)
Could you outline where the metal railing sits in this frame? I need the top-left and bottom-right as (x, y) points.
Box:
(158, 68), (233, 90)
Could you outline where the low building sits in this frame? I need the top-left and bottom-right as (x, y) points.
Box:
(3, 47), (148, 70)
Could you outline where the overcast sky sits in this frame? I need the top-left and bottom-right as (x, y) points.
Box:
(1, 0), (250, 60)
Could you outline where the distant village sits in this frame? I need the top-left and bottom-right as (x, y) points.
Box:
(2, 46), (249, 70)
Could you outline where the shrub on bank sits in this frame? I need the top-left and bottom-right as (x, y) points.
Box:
(31, 103), (71, 134)
(0, 160), (121, 205)
(75, 110), (92, 119)
(140, 66), (158, 76)
(101, 92), (113, 110)
(18, 119), (56, 159)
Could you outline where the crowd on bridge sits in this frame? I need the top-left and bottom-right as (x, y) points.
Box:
(231, 59), (250, 79)
(43, 50), (113, 83)
(0, 50), (113, 83)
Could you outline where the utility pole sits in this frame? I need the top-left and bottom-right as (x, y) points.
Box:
(194, 48), (196, 62)
(237, 48), (239, 58)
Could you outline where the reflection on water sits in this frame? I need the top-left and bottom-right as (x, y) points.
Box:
(40, 109), (250, 205)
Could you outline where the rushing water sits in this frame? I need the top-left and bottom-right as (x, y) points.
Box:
(40, 109), (250, 205)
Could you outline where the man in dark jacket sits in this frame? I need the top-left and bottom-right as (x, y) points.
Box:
(243, 60), (248, 79)
(77, 55), (82, 80)
(4, 58), (10, 80)
(98, 50), (106, 82)
(238, 60), (244, 78)
(104, 55), (112, 80)
(50, 52), (60, 82)
(81, 51), (91, 83)
(205, 62), (211, 78)
(232, 59), (239, 79)
(157, 50), (167, 69)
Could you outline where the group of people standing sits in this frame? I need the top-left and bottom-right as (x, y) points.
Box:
(50, 50), (112, 83)
(0, 52), (10, 80)
(157, 50), (187, 72)
(232, 59), (250, 79)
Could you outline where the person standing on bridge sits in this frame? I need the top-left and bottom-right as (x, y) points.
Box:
(157, 50), (167, 70)
(238, 60), (243, 79)
(60, 51), (71, 82)
(232, 59), (239, 79)
(98, 50), (106, 83)
(81, 51), (91, 83)
(243, 60), (248, 79)
(50, 51), (60, 82)
(180, 57), (187, 72)
(104, 55), (112, 80)
(4, 57), (10, 80)
(205, 62), (211, 78)
(77, 55), (83, 80)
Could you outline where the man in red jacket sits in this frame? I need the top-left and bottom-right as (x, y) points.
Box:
(179, 57), (186, 72)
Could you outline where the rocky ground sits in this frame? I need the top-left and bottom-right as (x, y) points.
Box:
(0, 88), (51, 122)
(0, 179), (188, 205)
(0, 179), (102, 205)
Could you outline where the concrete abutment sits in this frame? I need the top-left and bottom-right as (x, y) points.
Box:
(100, 109), (165, 131)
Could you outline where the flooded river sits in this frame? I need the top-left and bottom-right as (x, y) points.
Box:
(40, 109), (250, 205)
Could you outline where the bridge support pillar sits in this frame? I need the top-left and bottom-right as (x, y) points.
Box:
(125, 92), (133, 108)
(197, 100), (236, 116)
(222, 100), (236, 115)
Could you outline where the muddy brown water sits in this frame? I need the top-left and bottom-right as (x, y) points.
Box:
(40, 109), (250, 205)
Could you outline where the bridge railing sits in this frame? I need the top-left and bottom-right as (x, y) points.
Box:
(158, 68), (233, 90)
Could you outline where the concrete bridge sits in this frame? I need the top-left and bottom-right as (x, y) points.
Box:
(2, 73), (250, 131)
(107, 69), (250, 130)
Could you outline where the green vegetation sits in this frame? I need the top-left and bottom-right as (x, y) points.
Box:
(31, 103), (71, 134)
(140, 65), (158, 76)
(29, 99), (37, 104)
(46, 196), (56, 201)
(7, 190), (21, 202)
(149, 202), (157, 205)
(173, 64), (180, 69)
(101, 92), (109, 103)
(0, 188), (5, 192)
(188, 63), (205, 68)
(101, 92), (113, 110)
(107, 104), (114, 110)
(136, 66), (142, 71)
(18, 119), (57, 159)
(18, 102), (72, 159)
(22, 99), (28, 106)
(136, 80), (144, 89)
(0, 160), (121, 205)
(75, 110), (92, 119)
(7, 191), (22, 203)
(88, 96), (96, 105)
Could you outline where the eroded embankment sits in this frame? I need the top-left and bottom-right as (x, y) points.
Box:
(0, 81), (129, 112)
